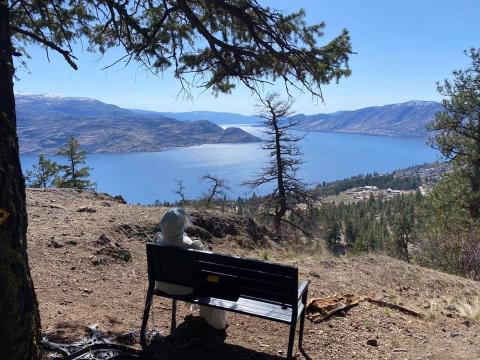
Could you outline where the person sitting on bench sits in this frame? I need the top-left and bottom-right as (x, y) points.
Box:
(154, 207), (228, 330)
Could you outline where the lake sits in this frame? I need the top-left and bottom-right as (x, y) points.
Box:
(20, 127), (440, 204)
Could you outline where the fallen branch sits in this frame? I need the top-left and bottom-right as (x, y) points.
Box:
(306, 293), (425, 323)
(308, 301), (359, 323)
(306, 293), (361, 323)
(365, 297), (424, 319)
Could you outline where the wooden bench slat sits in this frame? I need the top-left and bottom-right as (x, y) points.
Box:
(174, 246), (298, 277)
(238, 285), (296, 304)
(153, 289), (293, 323)
(197, 260), (296, 283)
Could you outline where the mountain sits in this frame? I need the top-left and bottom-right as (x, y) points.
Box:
(141, 100), (443, 137)
(16, 94), (261, 154)
(154, 111), (261, 125)
(292, 100), (443, 137)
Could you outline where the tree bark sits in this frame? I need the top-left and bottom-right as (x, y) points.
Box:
(0, 1), (42, 358)
(272, 115), (286, 236)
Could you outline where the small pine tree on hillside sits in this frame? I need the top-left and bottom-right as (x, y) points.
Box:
(25, 154), (59, 188)
(56, 137), (95, 190)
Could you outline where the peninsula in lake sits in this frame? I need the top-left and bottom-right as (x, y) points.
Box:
(16, 94), (261, 154)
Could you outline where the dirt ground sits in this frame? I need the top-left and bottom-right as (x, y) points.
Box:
(26, 188), (480, 359)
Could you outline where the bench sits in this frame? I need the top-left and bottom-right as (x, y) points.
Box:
(140, 243), (309, 359)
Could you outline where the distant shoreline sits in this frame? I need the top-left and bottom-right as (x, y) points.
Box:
(19, 129), (430, 155)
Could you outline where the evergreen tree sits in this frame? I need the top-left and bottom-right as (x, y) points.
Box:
(56, 137), (95, 190)
(327, 220), (342, 246)
(417, 171), (480, 278)
(345, 218), (357, 246)
(428, 48), (480, 217)
(25, 154), (59, 188)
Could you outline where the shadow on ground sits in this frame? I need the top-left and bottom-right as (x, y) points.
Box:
(145, 315), (286, 360)
(43, 316), (310, 359)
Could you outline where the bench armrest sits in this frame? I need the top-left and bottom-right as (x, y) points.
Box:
(297, 280), (309, 300)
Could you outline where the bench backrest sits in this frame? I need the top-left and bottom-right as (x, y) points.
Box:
(146, 243), (299, 306)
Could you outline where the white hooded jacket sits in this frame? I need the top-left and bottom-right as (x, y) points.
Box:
(154, 208), (228, 330)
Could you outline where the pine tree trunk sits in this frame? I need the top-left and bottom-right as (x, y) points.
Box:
(273, 116), (286, 237)
(0, 2), (42, 358)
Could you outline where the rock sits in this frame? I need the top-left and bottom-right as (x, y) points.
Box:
(115, 224), (149, 240)
(367, 339), (378, 347)
(77, 206), (97, 213)
(115, 331), (137, 345)
(189, 211), (268, 244)
(450, 331), (460, 337)
(244, 217), (268, 242)
(392, 348), (408, 352)
(95, 234), (131, 262)
(185, 224), (213, 241)
(97, 234), (112, 245)
(92, 258), (107, 266)
(48, 240), (64, 248)
(49, 203), (66, 210)
(113, 195), (127, 204)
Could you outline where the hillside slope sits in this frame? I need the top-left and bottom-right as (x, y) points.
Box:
(16, 94), (260, 154)
(27, 189), (480, 359)
(293, 100), (442, 137)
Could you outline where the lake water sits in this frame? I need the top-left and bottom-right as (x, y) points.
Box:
(20, 126), (440, 204)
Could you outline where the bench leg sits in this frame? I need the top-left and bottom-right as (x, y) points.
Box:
(171, 299), (177, 334)
(298, 307), (306, 352)
(299, 285), (308, 352)
(140, 281), (155, 349)
(287, 320), (297, 359)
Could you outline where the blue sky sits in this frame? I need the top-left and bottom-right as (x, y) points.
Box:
(14, 0), (480, 115)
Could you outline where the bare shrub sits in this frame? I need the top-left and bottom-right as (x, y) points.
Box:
(415, 226), (480, 280)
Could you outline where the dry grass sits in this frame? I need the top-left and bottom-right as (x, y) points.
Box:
(453, 297), (480, 320)
(259, 248), (272, 260)
(426, 295), (480, 321)
(425, 298), (445, 320)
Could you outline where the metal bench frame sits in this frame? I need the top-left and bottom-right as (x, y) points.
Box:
(140, 243), (308, 359)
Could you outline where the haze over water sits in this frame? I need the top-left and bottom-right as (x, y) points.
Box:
(20, 127), (439, 204)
